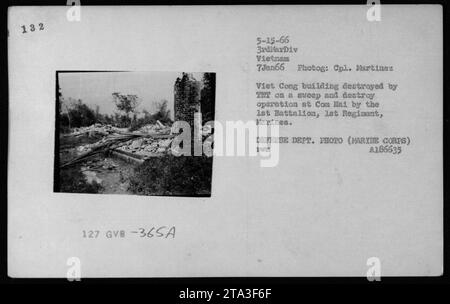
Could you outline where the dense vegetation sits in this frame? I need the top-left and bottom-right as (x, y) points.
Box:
(59, 165), (103, 194)
(58, 91), (172, 132)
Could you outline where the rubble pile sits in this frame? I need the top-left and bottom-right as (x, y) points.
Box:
(117, 137), (173, 157)
(62, 121), (175, 168)
(76, 135), (111, 154)
(68, 123), (126, 137)
(75, 122), (173, 158)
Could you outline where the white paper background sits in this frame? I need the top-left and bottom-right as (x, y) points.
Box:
(8, 5), (443, 277)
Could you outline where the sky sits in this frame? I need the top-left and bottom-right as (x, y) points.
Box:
(59, 71), (204, 120)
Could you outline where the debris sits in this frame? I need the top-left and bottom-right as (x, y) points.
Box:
(102, 158), (118, 170)
(159, 139), (172, 148)
(156, 120), (165, 128)
(64, 124), (124, 137)
(137, 123), (170, 134)
(130, 139), (143, 149)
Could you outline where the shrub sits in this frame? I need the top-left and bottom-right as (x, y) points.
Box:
(58, 166), (103, 194)
(129, 155), (212, 196)
(129, 101), (172, 132)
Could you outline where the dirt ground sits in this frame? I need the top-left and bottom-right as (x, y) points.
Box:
(91, 156), (135, 195)
(58, 133), (138, 195)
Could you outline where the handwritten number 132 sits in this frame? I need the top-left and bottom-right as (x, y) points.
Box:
(21, 23), (44, 34)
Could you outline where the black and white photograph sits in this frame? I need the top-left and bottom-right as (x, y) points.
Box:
(54, 71), (216, 197)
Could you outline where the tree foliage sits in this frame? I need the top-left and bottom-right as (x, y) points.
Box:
(200, 73), (216, 122)
(112, 92), (139, 118)
(153, 100), (171, 124)
(60, 99), (96, 129)
(129, 99), (172, 131)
